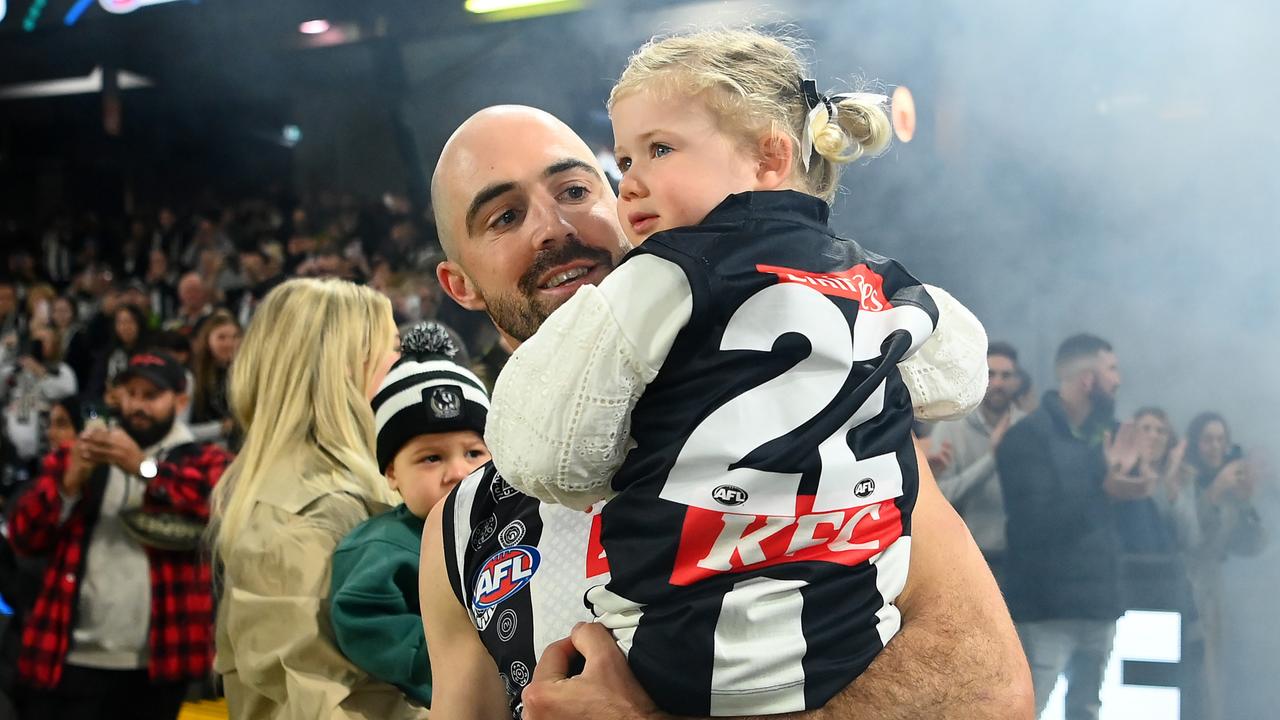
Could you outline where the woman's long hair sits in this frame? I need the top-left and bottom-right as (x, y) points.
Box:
(210, 278), (399, 556)
(191, 309), (239, 422)
(113, 304), (150, 351)
(1185, 411), (1231, 478)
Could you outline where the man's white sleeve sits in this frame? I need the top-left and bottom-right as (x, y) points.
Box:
(486, 255), (693, 510)
(900, 285), (989, 421)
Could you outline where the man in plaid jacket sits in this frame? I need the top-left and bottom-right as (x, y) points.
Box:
(6, 351), (229, 719)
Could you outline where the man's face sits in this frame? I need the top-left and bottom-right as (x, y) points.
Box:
(1092, 350), (1121, 402)
(0, 285), (15, 317)
(240, 252), (265, 283)
(148, 250), (168, 278)
(436, 108), (631, 343)
(118, 377), (179, 448)
(1083, 349), (1121, 418)
(178, 276), (206, 310)
(983, 354), (1017, 414)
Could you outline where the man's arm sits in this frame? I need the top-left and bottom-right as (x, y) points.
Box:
(521, 438), (1034, 720)
(420, 499), (511, 720)
(928, 421), (997, 508)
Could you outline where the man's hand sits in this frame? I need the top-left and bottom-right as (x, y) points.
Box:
(990, 412), (1013, 450)
(19, 357), (46, 377)
(926, 440), (954, 477)
(522, 623), (665, 720)
(1102, 422), (1151, 500)
(1103, 422), (1141, 477)
(62, 439), (98, 498)
(81, 427), (146, 476)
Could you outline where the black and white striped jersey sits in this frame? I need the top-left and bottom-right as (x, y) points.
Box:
(592, 191), (939, 715)
(441, 463), (609, 718)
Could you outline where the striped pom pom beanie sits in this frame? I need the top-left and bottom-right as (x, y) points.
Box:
(372, 321), (491, 472)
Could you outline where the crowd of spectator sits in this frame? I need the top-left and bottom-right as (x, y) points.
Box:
(0, 192), (1268, 720)
(921, 335), (1265, 720)
(0, 193), (504, 499)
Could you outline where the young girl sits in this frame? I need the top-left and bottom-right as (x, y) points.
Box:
(487, 29), (987, 715)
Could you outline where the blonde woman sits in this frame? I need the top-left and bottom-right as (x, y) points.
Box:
(211, 278), (425, 719)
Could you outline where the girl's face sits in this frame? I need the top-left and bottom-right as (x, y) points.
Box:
(1197, 420), (1230, 471)
(47, 404), (77, 448)
(612, 90), (767, 246)
(1135, 413), (1171, 465)
(115, 310), (139, 346)
(52, 298), (75, 328)
(208, 324), (241, 366)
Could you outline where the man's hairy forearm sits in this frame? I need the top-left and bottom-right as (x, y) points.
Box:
(759, 450), (1033, 720)
(804, 591), (1023, 719)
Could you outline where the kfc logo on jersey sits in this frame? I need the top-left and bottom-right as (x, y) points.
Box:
(669, 498), (904, 586)
(586, 509), (610, 580)
(712, 484), (749, 507)
(473, 546), (541, 611)
(756, 263), (890, 311)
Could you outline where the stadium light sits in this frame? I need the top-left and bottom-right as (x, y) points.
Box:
(298, 19), (330, 35)
(464, 0), (585, 20)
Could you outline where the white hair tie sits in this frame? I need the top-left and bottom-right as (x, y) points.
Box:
(799, 78), (889, 170)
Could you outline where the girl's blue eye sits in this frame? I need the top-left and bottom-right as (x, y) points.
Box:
(652, 143), (673, 158)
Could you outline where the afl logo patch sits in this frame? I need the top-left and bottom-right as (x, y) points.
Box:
(712, 484), (749, 507)
(428, 385), (462, 419)
(854, 478), (876, 498)
(473, 545), (541, 612)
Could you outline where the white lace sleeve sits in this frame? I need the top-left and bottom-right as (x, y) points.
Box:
(486, 255), (693, 510)
(900, 284), (989, 421)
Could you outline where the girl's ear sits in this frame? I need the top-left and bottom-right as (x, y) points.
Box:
(755, 130), (796, 190)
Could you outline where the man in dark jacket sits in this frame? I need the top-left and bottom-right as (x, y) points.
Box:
(997, 333), (1150, 720)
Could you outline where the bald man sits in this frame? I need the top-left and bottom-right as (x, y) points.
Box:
(420, 106), (1033, 720)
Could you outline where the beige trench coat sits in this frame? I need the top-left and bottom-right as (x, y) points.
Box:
(214, 461), (429, 719)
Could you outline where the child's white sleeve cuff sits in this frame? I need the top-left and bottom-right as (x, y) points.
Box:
(900, 285), (989, 422)
(486, 256), (692, 510)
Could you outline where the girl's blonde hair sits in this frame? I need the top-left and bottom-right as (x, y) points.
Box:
(609, 28), (892, 204)
(210, 278), (398, 555)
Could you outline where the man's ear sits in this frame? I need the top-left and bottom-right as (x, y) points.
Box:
(755, 130), (796, 190)
(174, 392), (190, 414)
(437, 260), (487, 312)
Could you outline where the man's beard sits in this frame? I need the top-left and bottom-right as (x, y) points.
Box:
(484, 238), (618, 342)
(122, 410), (177, 449)
(982, 388), (1011, 415)
(1088, 384), (1116, 421)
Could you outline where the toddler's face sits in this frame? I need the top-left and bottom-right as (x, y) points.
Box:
(389, 430), (491, 517)
(612, 90), (762, 245)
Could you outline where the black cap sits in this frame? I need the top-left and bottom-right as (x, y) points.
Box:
(117, 350), (187, 393)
